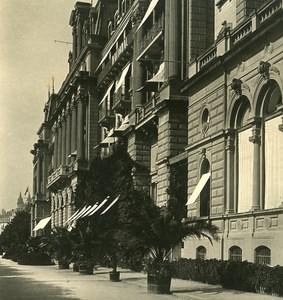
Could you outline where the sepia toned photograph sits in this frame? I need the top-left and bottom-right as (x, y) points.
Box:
(0, 0), (282, 299)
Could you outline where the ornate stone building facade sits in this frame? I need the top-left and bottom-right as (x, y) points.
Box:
(31, 1), (117, 235)
(31, 0), (283, 265)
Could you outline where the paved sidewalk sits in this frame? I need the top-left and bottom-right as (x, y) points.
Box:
(96, 268), (279, 300)
(0, 258), (279, 300)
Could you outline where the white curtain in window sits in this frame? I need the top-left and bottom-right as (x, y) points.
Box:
(238, 129), (253, 213)
(264, 116), (283, 208)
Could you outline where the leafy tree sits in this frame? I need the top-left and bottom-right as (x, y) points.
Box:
(74, 140), (154, 271)
(0, 210), (31, 260)
(144, 206), (219, 265)
(41, 227), (75, 266)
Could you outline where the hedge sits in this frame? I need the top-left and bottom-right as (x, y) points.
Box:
(172, 258), (283, 297)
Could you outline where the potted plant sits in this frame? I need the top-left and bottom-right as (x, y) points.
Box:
(142, 206), (219, 294)
(41, 227), (74, 269)
(144, 257), (173, 294)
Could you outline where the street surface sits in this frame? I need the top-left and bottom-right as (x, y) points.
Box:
(0, 257), (279, 300)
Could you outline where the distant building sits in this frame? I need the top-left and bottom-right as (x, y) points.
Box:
(0, 189), (31, 235)
(0, 209), (15, 235)
(31, 0), (283, 265)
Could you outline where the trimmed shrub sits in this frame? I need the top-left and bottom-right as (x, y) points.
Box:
(172, 258), (283, 297)
(18, 251), (54, 265)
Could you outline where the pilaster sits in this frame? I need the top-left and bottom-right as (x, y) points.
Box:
(66, 102), (72, 165)
(249, 120), (261, 211)
(76, 91), (87, 160)
(225, 131), (236, 214)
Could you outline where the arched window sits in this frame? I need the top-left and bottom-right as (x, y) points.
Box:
(196, 246), (206, 260)
(255, 246), (271, 265)
(231, 96), (252, 213)
(262, 82), (283, 209)
(200, 158), (210, 217)
(229, 246), (242, 261)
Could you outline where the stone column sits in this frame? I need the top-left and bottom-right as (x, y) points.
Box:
(36, 150), (41, 194)
(66, 103), (72, 165)
(58, 193), (63, 227)
(165, 0), (181, 80)
(77, 17), (82, 55)
(132, 8), (145, 107)
(225, 133), (235, 214)
(57, 116), (62, 167)
(77, 92), (86, 160)
(72, 27), (77, 62)
(53, 123), (58, 169)
(61, 110), (67, 166)
(71, 96), (78, 161)
(249, 123), (261, 210)
(67, 187), (74, 220)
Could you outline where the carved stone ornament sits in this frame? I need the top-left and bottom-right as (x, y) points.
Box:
(236, 220), (242, 230)
(237, 62), (245, 73)
(231, 78), (242, 96)
(263, 217), (271, 229)
(249, 134), (261, 144)
(257, 61), (271, 80)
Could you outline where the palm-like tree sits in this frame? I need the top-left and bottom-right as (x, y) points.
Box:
(144, 206), (219, 274)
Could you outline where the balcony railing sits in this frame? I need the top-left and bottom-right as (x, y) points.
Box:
(138, 14), (164, 56)
(99, 100), (115, 124)
(47, 165), (69, 187)
(258, 0), (282, 23)
(199, 46), (217, 69)
(230, 19), (252, 45)
(188, 0), (283, 78)
(135, 93), (159, 123)
(97, 29), (133, 85)
(113, 87), (131, 110)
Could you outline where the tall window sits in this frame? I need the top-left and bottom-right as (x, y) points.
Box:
(231, 97), (252, 213)
(263, 83), (283, 209)
(196, 246), (206, 260)
(200, 158), (210, 217)
(237, 128), (253, 212)
(229, 246), (242, 261)
(255, 246), (271, 265)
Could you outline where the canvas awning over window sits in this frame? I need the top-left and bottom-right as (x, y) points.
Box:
(186, 173), (211, 205)
(147, 63), (164, 83)
(115, 64), (131, 92)
(137, 0), (159, 31)
(97, 20), (129, 70)
(33, 217), (51, 231)
(99, 82), (114, 106)
(137, 63), (164, 92)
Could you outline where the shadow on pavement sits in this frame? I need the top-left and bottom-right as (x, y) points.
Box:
(0, 264), (80, 300)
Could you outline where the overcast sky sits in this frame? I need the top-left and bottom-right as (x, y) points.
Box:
(0, 0), (94, 210)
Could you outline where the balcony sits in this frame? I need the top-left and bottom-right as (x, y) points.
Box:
(188, 0), (283, 79)
(138, 14), (164, 60)
(135, 92), (160, 125)
(47, 165), (69, 189)
(97, 29), (133, 86)
(98, 100), (115, 126)
(113, 87), (131, 111)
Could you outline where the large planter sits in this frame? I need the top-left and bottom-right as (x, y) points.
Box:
(109, 271), (120, 282)
(79, 263), (94, 275)
(58, 261), (70, 269)
(73, 262), (79, 272)
(147, 273), (172, 294)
